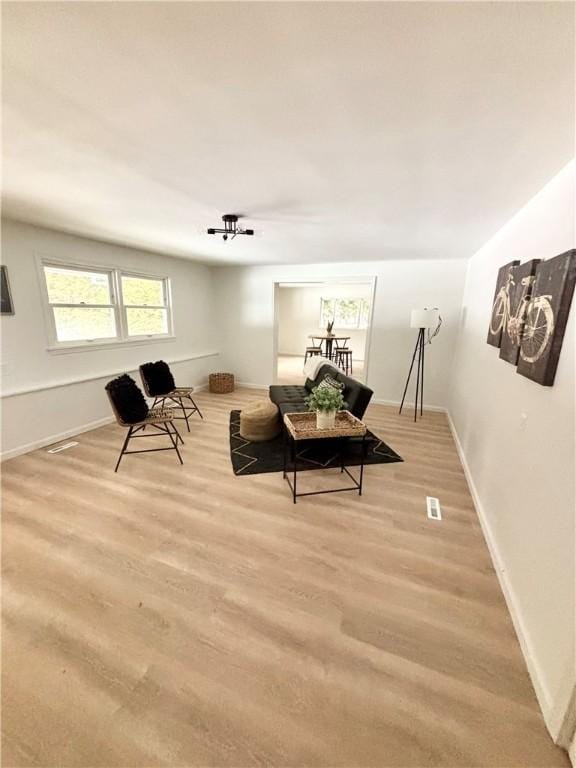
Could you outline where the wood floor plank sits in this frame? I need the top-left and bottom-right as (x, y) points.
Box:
(1, 389), (568, 767)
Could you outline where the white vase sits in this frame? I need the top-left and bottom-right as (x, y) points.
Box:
(316, 410), (336, 429)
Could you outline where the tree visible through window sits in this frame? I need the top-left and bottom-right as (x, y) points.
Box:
(320, 297), (371, 329)
(44, 266), (117, 342)
(121, 275), (169, 337)
(42, 264), (172, 346)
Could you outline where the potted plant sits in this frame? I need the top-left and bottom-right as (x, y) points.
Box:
(305, 385), (344, 429)
(326, 320), (335, 337)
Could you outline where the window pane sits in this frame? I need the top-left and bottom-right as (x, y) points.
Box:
(122, 276), (165, 307)
(45, 267), (111, 305)
(53, 307), (117, 341)
(126, 307), (168, 336)
(320, 298), (335, 327)
(335, 299), (361, 328)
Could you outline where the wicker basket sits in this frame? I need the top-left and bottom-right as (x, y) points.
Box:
(209, 372), (235, 394)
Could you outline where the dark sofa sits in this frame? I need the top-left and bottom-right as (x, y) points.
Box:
(269, 363), (373, 420)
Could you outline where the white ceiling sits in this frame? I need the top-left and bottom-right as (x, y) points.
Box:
(2, 2), (574, 266)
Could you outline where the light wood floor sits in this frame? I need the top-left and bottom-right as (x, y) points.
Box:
(2, 389), (568, 768)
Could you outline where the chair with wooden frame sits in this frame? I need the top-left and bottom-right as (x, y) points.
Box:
(106, 375), (184, 472)
(304, 336), (323, 365)
(333, 338), (353, 375)
(139, 361), (203, 433)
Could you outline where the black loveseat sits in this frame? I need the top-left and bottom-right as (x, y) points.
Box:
(269, 363), (373, 420)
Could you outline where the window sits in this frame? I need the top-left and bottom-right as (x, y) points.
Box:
(42, 262), (172, 348)
(121, 274), (169, 337)
(44, 265), (117, 342)
(320, 297), (371, 329)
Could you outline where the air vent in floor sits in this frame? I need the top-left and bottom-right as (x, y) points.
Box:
(47, 441), (79, 454)
(426, 496), (442, 521)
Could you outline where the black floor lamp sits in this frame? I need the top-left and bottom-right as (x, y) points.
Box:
(399, 308), (441, 422)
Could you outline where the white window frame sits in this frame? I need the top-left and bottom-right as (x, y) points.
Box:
(37, 257), (174, 352)
(319, 297), (371, 330)
(120, 270), (174, 341)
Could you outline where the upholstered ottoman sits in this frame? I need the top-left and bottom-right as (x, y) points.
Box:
(240, 400), (281, 442)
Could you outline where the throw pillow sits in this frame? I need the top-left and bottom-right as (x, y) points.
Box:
(106, 374), (149, 424)
(318, 373), (345, 393)
(141, 360), (176, 396)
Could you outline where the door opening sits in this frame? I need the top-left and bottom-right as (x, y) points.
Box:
(273, 278), (376, 385)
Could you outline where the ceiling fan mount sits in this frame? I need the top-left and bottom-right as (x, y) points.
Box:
(207, 213), (255, 242)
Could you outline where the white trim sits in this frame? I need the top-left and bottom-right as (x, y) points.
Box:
(38, 258), (121, 348)
(271, 276), (378, 385)
(446, 409), (558, 738)
(35, 255), (175, 349)
(363, 278), (377, 383)
(549, 677), (576, 749)
(1, 416), (116, 461)
(46, 333), (176, 355)
(370, 397), (447, 413)
(1, 351), (219, 398)
(236, 382), (269, 391)
(0, 382), (209, 462)
(231, 388), (448, 411)
(119, 270), (174, 339)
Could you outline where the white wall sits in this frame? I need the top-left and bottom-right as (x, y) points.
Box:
(214, 259), (467, 407)
(1, 220), (219, 458)
(277, 282), (371, 359)
(448, 161), (575, 741)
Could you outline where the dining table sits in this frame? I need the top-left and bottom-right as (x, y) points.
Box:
(309, 333), (350, 360)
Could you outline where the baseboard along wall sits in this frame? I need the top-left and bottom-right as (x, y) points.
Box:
(446, 411), (569, 746)
(1, 382), (208, 461)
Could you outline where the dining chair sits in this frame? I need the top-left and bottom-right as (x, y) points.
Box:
(304, 337), (323, 364)
(334, 348), (353, 375)
(333, 338), (353, 374)
(105, 374), (183, 472)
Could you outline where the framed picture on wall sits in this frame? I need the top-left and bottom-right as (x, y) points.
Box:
(498, 259), (541, 365)
(487, 260), (520, 347)
(517, 249), (576, 386)
(0, 265), (14, 315)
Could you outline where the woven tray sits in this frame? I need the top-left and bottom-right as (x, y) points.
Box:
(283, 410), (366, 441)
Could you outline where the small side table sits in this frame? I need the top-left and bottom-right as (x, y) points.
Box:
(282, 411), (367, 503)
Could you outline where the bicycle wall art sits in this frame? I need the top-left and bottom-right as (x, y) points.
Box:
(487, 249), (576, 386)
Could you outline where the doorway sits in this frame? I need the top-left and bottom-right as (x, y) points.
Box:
(273, 278), (376, 385)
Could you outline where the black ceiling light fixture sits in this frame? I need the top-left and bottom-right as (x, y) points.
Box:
(207, 214), (254, 241)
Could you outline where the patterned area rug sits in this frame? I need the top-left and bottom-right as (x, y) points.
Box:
(229, 410), (403, 476)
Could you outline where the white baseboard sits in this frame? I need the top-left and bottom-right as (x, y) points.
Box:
(1, 381), (210, 462)
(1, 416), (116, 461)
(236, 382), (268, 390)
(446, 410), (558, 740)
(371, 397), (447, 413)
(234, 387), (448, 413)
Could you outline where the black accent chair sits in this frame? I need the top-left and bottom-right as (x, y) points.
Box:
(140, 361), (203, 433)
(105, 374), (183, 472)
(269, 363), (373, 420)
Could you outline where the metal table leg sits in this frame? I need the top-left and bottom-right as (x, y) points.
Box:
(359, 433), (367, 495)
(292, 437), (297, 503)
